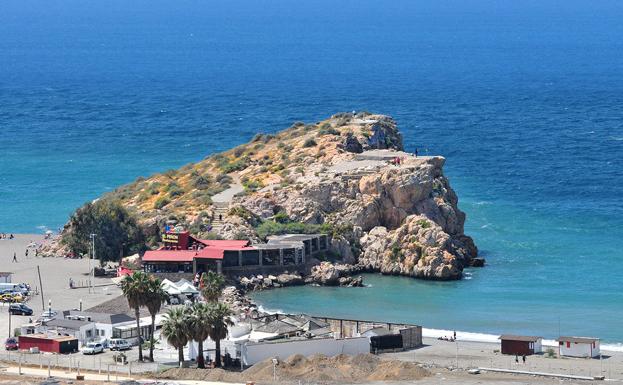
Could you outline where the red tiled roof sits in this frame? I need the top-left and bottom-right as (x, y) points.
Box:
(142, 250), (199, 262)
(143, 239), (252, 263)
(195, 248), (224, 260)
(197, 239), (250, 248)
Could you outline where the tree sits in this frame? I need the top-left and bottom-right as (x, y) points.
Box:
(61, 199), (145, 263)
(200, 271), (225, 303)
(161, 307), (189, 366)
(144, 276), (168, 362)
(120, 271), (150, 361)
(207, 303), (233, 367)
(188, 303), (212, 368)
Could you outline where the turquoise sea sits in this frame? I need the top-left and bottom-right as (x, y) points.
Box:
(1, 1), (622, 343)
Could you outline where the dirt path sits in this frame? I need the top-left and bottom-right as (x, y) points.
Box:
(212, 177), (244, 203)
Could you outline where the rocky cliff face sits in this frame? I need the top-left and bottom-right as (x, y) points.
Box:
(234, 154), (477, 280)
(52, 112), (478, 280)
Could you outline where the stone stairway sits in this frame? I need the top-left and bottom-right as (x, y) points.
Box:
(211, 201), (229, 232)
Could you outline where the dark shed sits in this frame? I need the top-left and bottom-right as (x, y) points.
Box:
(370, 334), (403, 353)
(499, 335), (542, 356)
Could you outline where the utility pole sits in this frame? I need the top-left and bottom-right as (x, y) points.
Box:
(89, 233), (96, 293)
(37, 265), (45, 311)
(8, 305), (12, 338)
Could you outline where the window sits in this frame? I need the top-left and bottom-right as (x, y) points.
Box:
(241, 250), (260, 266)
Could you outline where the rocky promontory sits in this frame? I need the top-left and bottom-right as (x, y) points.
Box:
(48, 112), (480, 280)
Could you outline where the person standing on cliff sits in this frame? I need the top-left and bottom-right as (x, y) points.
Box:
(415, 148), (419, 158)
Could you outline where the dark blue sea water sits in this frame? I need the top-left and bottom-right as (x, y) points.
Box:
(1, 1), (622, 342)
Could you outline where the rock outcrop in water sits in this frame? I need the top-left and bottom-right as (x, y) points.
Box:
(50, 112), (479, 280)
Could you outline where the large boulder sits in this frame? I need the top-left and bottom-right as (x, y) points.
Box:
(358, 215), (470, 280)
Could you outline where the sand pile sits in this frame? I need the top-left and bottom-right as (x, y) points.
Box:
(157, 353), (429, 384)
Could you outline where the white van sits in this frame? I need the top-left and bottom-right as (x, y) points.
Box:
(108, 338), (131, 351)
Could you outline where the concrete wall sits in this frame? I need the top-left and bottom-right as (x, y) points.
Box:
(242, 337), (370, 366)
(534, 339), (542, 353)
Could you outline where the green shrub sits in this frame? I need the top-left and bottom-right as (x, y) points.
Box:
(154, 196), (170, 209)
(216, 174), (232, 185)
(61, 199), (145, 263)
(233, 146), (246, 157)
(167, 185), (184, 198)
(242, 179), (264, 192)
(416, 219), (431, 229)
(318, 127), (340, 136)
(228, 206), (260, 226)
(255, 220), (330, 240)
(218, 156), (249, 173)
(202, 232), (223, 240)
(390, 243), (404, 262)
(273, 211), (290, 224)
(192, 174), (212, 190)
(303, 138), (317, 148)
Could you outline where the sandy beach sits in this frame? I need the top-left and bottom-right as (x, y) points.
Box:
(2, 236), (623, 385)
(0, 234), (122, 342)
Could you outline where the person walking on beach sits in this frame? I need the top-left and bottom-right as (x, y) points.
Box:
(522, 355), (526, 364)
(25, 249), (29, 258)
(515, 355), (519, 364)
(12, 252), (17, 262)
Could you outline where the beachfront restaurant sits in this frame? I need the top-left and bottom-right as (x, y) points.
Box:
(142, 230), (328, 275)
(499, 335), (543, 356)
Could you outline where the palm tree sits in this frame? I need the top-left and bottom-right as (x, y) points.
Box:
(161, 307), (189, 366)
(144, 276), (168, 362)
(207, 303), (233, 367)
(120, 271), (150, 361)
(200, 271), (225, 303)
(188, 303), (212, 368)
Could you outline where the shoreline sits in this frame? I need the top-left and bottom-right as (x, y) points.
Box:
(6, 233), (621, 354)
(253, 302), (623, 353)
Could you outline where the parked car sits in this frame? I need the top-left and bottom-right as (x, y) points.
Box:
(0, 293), (24, 303)
(108, 338), (131, 351)
(82, 342), (104, 355)
(9, 304), (33, 316)
(4, 338), (18, 351)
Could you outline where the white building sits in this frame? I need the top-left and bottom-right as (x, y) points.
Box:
(0, 272), (12, 283)
(238, 337), (370, 366)
(62, 311), (136, 342)
(43, 318), (96, 345)
(557, 336), (600, 358)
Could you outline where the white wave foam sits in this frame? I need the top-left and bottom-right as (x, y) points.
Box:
(423, 328), (500, 343)
(256, 305), (283, 315)
(423, 329), (622, 352)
